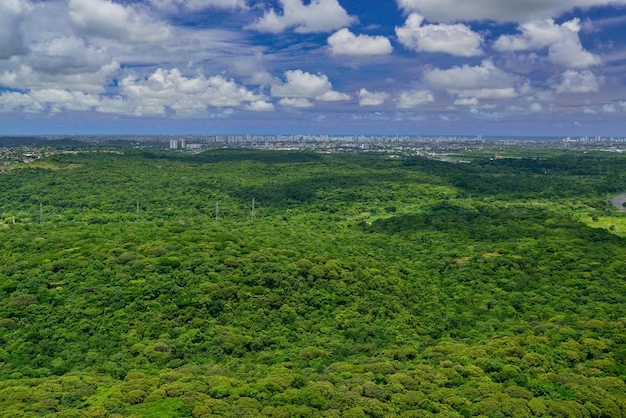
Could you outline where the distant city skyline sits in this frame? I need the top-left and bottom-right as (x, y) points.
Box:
(1, 0), (626, 135)
(4, 134), (626, 144)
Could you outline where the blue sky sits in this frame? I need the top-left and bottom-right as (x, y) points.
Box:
(1, 0), (626, 136)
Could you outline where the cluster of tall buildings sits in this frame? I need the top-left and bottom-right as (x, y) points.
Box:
(169, 139), (186, 149)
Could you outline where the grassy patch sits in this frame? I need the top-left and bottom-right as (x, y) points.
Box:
(580, 215), (626, 237)
(8, 161), (82, 171)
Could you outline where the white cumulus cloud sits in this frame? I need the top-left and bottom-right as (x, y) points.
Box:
(271, 70), (349, 101)
(530, 102), (543, 112)
(454, 97), (479, 106)
(494, 19), (601, 68)
(248, 71), (276, 86)
(602, 103), (616, 113)
(0, 0), (32, 59)
(396, 0), (626, 23)
(25, 37), (113, 76)
(30, 89), (100, 112)
(0, 0), (31, 59)
(149, 0), (247, 12)
(0, 91), (45, 113)
(278, 97), (314, 108)
(248, 0), (356, 34)
(117, 68), (262, 116)
(317, 91), (350, 101)
(271, 70), (331, 98)
(0, 61), (120, 94)
(395, 90), (434, 108)
(396, 13), (483, 57)
(2, 69), (264, 118)
(69, 0), (171, 43)
(358, 89), (390, 106)
(556, 70), (601, 93)
(327, 29), (392, 56)
(246, 100), (275, 111)
(0, 32), (119, 94)
(424, 60), (522, 100)
(0, 91), (44, 113)
(0, 89), (101, 113)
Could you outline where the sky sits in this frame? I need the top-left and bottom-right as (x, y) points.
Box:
(1, 0), (626, 136)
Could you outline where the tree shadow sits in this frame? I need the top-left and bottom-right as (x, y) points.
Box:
(139, 149), (323, 165)
(363, 202), (623, 244)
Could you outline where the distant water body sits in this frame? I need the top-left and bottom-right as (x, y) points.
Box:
(482, 136), (562, 141)
(611, 194), (626, 213)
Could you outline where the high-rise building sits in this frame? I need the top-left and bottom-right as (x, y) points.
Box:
(170, 139), (178, 149)
(181, 139), (186, 148)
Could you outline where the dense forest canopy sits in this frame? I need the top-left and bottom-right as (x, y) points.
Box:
(0, 149), (625, 417)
